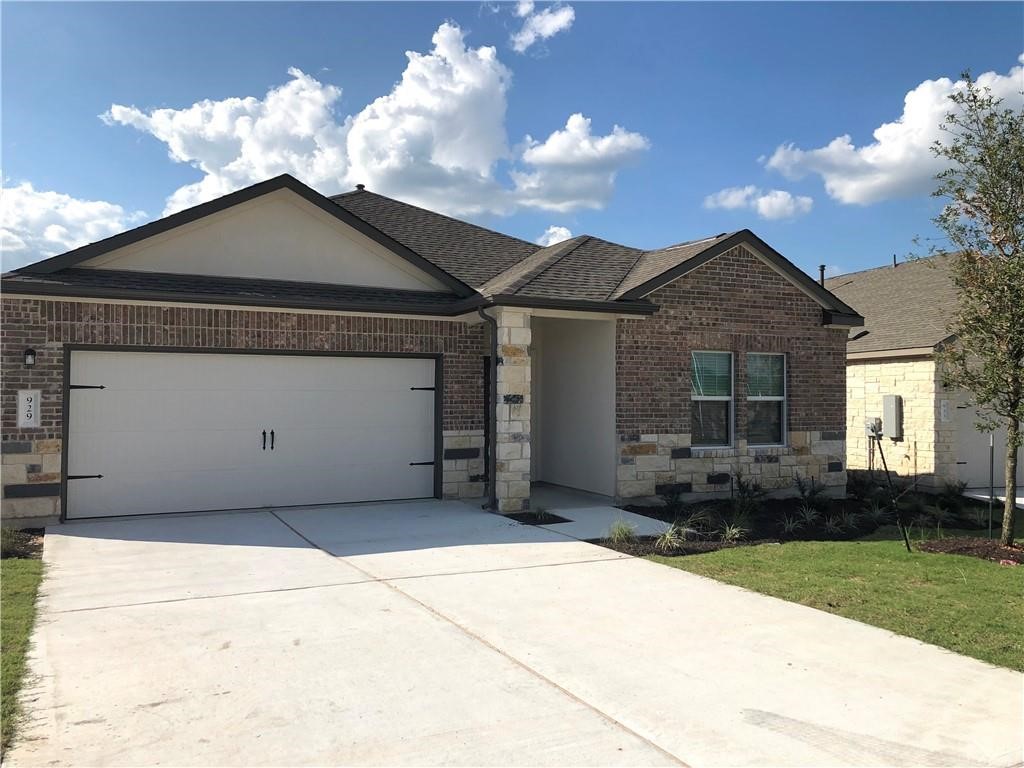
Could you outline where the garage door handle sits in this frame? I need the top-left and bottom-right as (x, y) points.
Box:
(410, 461), (434, 466)
(262, 430), (267, 450)
(270, 430), (275, 450)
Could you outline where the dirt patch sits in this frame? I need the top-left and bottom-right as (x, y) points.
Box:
(504, 511), (572, 526)
(918, 537), (1024, 565)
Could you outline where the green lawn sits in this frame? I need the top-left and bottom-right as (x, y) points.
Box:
(2, 549), (44, 755)
(649, 537), (1024, 671)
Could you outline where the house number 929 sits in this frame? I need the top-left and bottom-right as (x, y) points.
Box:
(17, 390), (41, 429)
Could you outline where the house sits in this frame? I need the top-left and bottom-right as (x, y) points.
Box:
(825, 255), (1023, 493)
(1, 174), (862, 525)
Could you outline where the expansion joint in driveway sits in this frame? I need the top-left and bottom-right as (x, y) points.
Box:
(268, 510), (689, 767)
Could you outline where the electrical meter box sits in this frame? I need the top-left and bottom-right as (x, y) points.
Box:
(882, 394), (903, 441)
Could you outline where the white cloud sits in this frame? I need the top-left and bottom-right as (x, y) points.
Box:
(103, 22), (648, 219)
(703, 185), (813, 220)
(0, 181), (146, 269)
(510, 2), (575, 53)
(512, 113), (649, 212)
(765, 56), (1024, 204)
(536, 225), (573, 246)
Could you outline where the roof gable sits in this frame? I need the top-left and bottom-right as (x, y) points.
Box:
(19, 175), (474, 296)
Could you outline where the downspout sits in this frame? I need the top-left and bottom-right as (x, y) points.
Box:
(477, 306), (499, 511)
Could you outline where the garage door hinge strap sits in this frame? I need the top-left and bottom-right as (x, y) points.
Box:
(410, 386), (435, 391)
(409, 461), (435, 466)
(67, 474), (104, 480)
(69, 384), (106, 390)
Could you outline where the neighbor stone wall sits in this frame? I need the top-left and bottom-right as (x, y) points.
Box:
(845, 355), (954, 488)
(615, 245), (849, 500)
(1, 297), (488, 525)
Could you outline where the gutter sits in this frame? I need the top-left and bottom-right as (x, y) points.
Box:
(0, 281), (659, 318)
(477, 307), (499, 511)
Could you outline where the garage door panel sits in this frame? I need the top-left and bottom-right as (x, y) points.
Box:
(66, 351), (438, 519)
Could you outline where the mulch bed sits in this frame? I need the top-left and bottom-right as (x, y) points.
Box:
(918, 537), (1024, 565)
(592, 536), (779, 558)
(0, 528), (44, 560)
(503, 511), (572, 526)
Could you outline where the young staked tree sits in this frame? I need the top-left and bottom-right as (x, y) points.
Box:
(930, 72), (1023, 546)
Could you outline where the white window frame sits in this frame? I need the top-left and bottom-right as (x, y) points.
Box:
(746, 352), (787, 447)
(690, 350), (734, 448)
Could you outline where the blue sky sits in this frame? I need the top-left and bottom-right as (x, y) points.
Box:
(2, 2), (1022, 277)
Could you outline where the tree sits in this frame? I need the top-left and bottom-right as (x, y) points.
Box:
(929, 71), (1024, 546)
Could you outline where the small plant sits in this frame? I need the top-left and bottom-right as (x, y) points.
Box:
(823, 514), (843, 536)
(678, 505), (715, 540)
(840, 509), (862, 532)
(732, 472), (767, 519)
(721, 522), (748, 543)
(608, 519), (637, 545)
(532, 506), (554, 523)
(781, 514), (804, 536)
(794, 473), (830, 511)
(798, 503), (821, 526)
(863, 498), (891, 526)
(654, 523), (686, 553)
(931, 503), (955, 537)
(938, 480), (968, 517)
(847, 470), (885, 502)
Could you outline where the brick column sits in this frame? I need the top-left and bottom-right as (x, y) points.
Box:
(494, 307), (531, 512)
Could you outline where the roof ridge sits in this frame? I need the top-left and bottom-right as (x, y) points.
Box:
(508, 235), (593, 296)
(825, 252), (948, 282)
(331, 189), (539, 250)
(608, 240), (653, 300)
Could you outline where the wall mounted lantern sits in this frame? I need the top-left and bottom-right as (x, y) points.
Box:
(24, 349), (36, 368)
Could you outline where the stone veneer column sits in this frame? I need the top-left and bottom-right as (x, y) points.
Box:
(494, 307), (532, 512)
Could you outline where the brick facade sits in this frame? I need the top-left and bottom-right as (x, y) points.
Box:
(1, 297), (487, 522)
(615, 245), (849, 498)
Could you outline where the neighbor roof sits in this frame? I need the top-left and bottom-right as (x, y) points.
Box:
(825, 255), (958, 355)
(2, 174), (862, 324)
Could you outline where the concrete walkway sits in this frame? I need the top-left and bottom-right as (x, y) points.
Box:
(10, 500), (1022, 767)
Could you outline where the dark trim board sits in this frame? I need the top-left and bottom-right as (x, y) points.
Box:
(60, 344), (444, 522)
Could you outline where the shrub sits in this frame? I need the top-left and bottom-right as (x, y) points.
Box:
(654, 524), (686, 553)
(659, 487), (687, 518)
(823, 514), (843, 536)
(794, 473), (830, 511)
(607, 520), (637, 545)
(781, 514), (804, 536)
(938, 480), (968, 517)
(721, 522), (748, 543)
(1, 529), (37, 559)
(863, 498), (891, 526)
(732, 472), (767, 519)
(798, 503), (821, 526)
(678, 505), (715, 540)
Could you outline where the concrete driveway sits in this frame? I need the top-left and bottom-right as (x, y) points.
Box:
(9, 500), (1022, 767)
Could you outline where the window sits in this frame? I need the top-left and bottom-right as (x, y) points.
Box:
(747, 353), (786, 445)
(691, 351), (732, 446)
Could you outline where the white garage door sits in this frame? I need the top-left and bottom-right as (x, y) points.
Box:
(66, 351), (437, 519)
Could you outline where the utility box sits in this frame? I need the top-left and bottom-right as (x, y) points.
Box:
(882, 394), (903, 441)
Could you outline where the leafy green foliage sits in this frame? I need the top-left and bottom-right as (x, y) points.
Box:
(926, 72), (1023, 545)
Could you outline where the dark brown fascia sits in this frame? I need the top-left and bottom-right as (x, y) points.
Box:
(16, 174), (477, 298)
(0, 279), (659, 317)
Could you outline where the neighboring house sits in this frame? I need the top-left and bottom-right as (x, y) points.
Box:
(825, 255), (1023, 492)
(1, 174), (861, 525)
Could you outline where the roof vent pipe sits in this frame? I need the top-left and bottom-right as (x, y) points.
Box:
(818, 265), (826, 287)
(355, 183), (365, 191)
(893, 253), (897, 267)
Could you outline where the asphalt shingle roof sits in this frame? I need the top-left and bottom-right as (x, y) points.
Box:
(612, 233), (736, 299)
(824, 255), (958, 353)
(331, 190), (540, 288)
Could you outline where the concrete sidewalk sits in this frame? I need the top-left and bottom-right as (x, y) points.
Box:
(10, 500), (1023, 767)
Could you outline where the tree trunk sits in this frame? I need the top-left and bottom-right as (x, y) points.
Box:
(1002, 417), (1020, 547)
